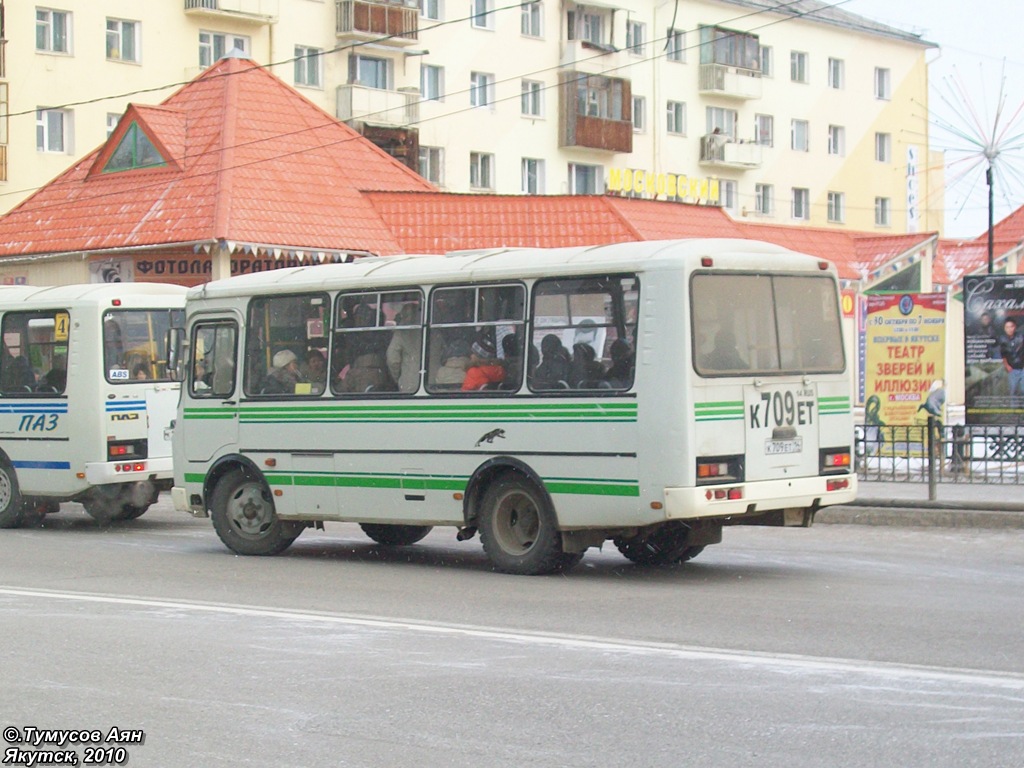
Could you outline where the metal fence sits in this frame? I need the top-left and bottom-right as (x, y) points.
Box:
(856, 420), (1024, 485)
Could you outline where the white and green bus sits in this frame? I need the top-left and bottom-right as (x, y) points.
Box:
(0, 283), (187, 527)
(171, 239), (856, 574)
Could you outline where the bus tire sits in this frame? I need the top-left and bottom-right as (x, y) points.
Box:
(0, 461), (25, 529)
(359, 523), (433, 546)
(478, 474), (582, 575)
(614, 523), (704, 566)
(210, 469), (300, 556)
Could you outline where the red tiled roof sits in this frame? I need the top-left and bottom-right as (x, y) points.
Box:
(364, 192), (745, 253)
(978, 204), (1024, 246)
(0, 56), (434, 259)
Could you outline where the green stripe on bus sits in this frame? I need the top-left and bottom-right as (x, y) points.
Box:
(212, 470), (637, 498)
(694, 401), (744, 421)
(818, 396), (852, 414)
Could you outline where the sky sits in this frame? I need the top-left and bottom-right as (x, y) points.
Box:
(844, 0), (1024, 239)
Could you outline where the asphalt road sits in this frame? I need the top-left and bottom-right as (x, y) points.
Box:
(1, 499), (1022, 767)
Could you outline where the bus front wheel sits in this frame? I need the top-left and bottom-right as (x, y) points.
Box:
(210, 469), (301, 556)
(614, 523), (705, 566)
(0, 461), (25, 529)
(478, 474), (582, 576)
(360, 523), (433, 546)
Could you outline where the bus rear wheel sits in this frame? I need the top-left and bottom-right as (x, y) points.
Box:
(360, 523), (433, 546)
(478, 474), (582, 576)
(0, 461), (25, 529)
(210, 469), (301, 556)
(614, 523), (705, 566)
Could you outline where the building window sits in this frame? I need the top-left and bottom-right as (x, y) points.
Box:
(828, 125), (845, 156)
(626, 21), (645, 56)
(576, 75), (624, 120)
(875, 196), (891, 226)
(828, 57), (844, 89)
(755, 183), (773, 215)
(420, 0), (441, 21)
(470, 72), (495, 108)
(419, 146), (444, 185)
(666, 101), (686, 135)
(827, 191), (845, 223)
(632, 96), (645, 132)
(581, 12), (603, 45)
(1, 84), (9, 147)
(792, 187), (809, 220)
(790, 51), (808, 83)
(521, 1), (542, 37)
(666, 28), (685, 62)
(875, 132), (891, 162)
(719, 179), (737, 210)
(521, 79), (543, 117)
(522, 157), (545, 193)
(754, 114), (773, 147)
(106, 113), (120, 137)
(470, 152), (495, 189)
(421, 64), (444, 101)
(472, 0), (494, 29)
(874, 67), (891, 100)
(706, 106), (737, 138)
(36, 108), (70, 153)
(199, 31), (249, 69)
(354, 55), (391, 90)
(106, 19), (138, 63)
(791, 119), (809, 152)
(760, 45), (773, 77)
(569, 163), (601, 194)
(36, 8), (71, 54)
(294, 46), (322, 88)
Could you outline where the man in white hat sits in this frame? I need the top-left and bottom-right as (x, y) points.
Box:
(264, 349), (303, 394)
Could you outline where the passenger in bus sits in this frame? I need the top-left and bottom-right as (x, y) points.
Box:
(500, 333), (522, 389)
(532, 334), (571, 389)
(1, 346), (35, 392)
(702, 329), (748, 371)
(462, 335), (504, 391)
(39, 359), (67, 393)
(133, 364), (149, 380)
(386, 303), (422, 393)
(304, 349), (327, 394)
(341, 339), (392, 393)
(571, 342), (603, 388)
(603, 339), (634, 388)
(103, 319), (125, 371)
(263, 349), (303, 394)
(434, 339), (471, 387)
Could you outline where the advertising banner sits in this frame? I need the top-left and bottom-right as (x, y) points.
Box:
(865, 293), (947, 428)
(963, 275), (1024, 425)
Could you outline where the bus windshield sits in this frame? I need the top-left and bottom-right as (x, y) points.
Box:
(692, 273), (844, 376)
(103, 309), (184, 383)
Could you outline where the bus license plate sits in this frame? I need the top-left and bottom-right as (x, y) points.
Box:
(765, 438), (802, 455)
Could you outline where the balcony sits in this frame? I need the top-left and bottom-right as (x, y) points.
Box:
(559, 39), (619, 76)
(336, 0), (418, 46)
(336, 84), (419, 128)
(699, 134), (762, 169)
(698, 63), (762, 100)
(559, 72), (633, 154)
(183, 0), (278, 24)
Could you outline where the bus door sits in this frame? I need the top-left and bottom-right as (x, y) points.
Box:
(181, 319), (239, 464)
(743, 380), (820, 482)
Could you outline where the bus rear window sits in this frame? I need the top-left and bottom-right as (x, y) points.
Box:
(103, 309), (184, 383)
(692, 273), (844, 376)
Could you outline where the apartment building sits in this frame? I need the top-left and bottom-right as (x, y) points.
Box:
(1, 0), (940, 233)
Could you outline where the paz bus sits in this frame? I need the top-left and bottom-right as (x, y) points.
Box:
(171, 239), (856, 575)
(0, 283), (186, 527)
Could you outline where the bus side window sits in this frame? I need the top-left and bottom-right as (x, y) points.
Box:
(191, 323), (237, 398)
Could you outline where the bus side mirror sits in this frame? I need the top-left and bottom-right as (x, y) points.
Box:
(166, 328), (185, 382)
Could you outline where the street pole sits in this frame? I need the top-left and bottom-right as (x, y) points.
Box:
(987, 164), (994, 274)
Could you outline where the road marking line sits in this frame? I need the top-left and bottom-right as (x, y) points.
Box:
(3, 585), (1023, 690)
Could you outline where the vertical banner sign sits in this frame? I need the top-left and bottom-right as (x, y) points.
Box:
(865, 293), (947, 427)
(963, 275), (1024, 425)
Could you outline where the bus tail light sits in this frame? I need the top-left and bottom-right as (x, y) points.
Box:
(819, 447), (851, 474)
(696, 455), (744, 485)
(108, 439), (148, 461)
(827, 478), (850, 492)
